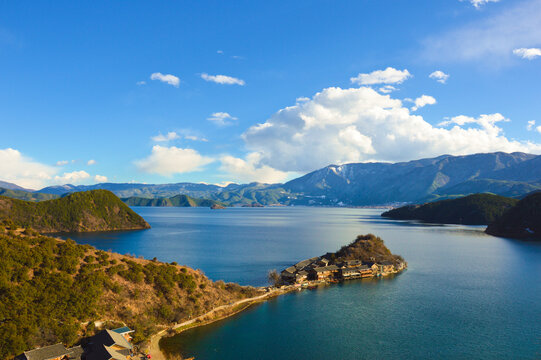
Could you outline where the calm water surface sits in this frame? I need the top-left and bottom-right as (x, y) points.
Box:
(65, 207), (541, 359)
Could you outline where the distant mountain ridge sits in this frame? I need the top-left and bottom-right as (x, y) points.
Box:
(283, 152), (541, 205)
(6, 152), (541, 206)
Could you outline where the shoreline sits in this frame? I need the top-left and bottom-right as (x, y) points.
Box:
(149, 270), (406, 359)
(148, 286), (295, 360)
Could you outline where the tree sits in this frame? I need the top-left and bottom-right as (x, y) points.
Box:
(267, 269), (280, 287)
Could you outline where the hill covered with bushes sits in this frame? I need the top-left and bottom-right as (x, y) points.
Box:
(327, 234), (404, 265)
(0, 190), (150, 233)
(0, 228), (261, 359)
(381, 193), (518, 225)
(486, 192), (541, 240)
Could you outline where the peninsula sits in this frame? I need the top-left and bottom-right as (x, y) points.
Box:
(486, 192), (541, 240)
(0, 226), (262, 359)
(381, 193), (518, 225)
(279, 234), (406, 285)
(0, 190), (150, 233)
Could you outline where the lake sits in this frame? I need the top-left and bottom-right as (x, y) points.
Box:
(64, 207), (541, 359)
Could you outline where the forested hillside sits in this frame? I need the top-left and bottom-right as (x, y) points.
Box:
(0, 190), (150, 233)
(381, 194), (518, 225)
(0, 228), (261, 359)
(122, 194), (225, 207)
(486, 192), (541, 239)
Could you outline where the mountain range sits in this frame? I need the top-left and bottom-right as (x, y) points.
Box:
(2, 152), (540, 206)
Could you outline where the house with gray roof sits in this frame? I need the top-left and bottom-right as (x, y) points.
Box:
(84, 329), (133, 360)
(18, 344), (83, 360)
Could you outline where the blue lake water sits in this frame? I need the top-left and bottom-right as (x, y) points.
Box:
(64, 207), (541, 359)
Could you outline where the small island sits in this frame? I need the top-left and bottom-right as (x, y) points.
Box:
(277, 234), (406, 286)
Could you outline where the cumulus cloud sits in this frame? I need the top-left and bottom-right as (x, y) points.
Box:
(378, 85), (397, 94)
(136, 81), (146, 86)
(54, 170), (90, 184)
(463, 0), (500, 8)
(513, 47), (541, 59)
(527, 120), (536, 131)
(87, 159), (96, 166)
(350, 67), (411, 85)
(56, 160), (69, 166)
(152, 132), (180, 142)
(424, 0), (541, 63)
(94, 175), (108, 183)
(219, 153), (289, 183)
(135, 145), (214, 176)
(150, 72), (180, 87)
(241, 86), (541, 173)
(207, 112), (238, 126)
(429, 71), (450, 84)
(411, 95), (437, 111)
(201, 73), (245, 85)
(0, 148), (56, 189)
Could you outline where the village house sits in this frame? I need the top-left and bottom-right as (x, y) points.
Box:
(340, 267), (361, 278)
(311, 265), (339, 280)
(17, 344), (83, 360)
(280, 266), (297, 283)
(84, 329), (134, 360)
(379, 261), (395, 274)
(18, 327), (136, 360)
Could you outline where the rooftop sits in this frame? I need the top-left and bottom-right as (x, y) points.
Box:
(23, 344), (70, 360)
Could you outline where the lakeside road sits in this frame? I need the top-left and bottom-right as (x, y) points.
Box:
(148, 287), (290, 360)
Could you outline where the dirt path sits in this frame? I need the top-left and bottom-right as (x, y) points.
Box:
(147, 288), (287, 359)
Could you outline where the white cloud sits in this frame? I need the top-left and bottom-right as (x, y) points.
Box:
(94, 175), (108, 183)
(217, 50), (224, 54)
(136, 81), (146, 86)
(56, 160), (69, 166)
(538, 126), (541, 134)
(54, 170), (90, 184)
(207, 112), (238, 126)
(424, 0), (541, 63)
(219, 152), (289, 183)
(411, 95), (437, 111)
(378, 85), (397, 94)
(513, 47), (541, 59)
(150, 72), (180, 87)
(438, 113), (509, 136)
(429, 71), (450, 84)
(350, 67), (411, 85)
(152, 132), (180, 142)
(463, 0), (500, 8)
(242, 86), (541, 173)
(135, 145), (214, 176)
(87, 159), (96, 166)
(0, 148), (56, 189)
(184, 135), (208, 142)
(527, 120), (536, 131)
(201, 73), (245, 85)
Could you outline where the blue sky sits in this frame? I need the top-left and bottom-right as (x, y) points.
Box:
(1, 0), (541, 189)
